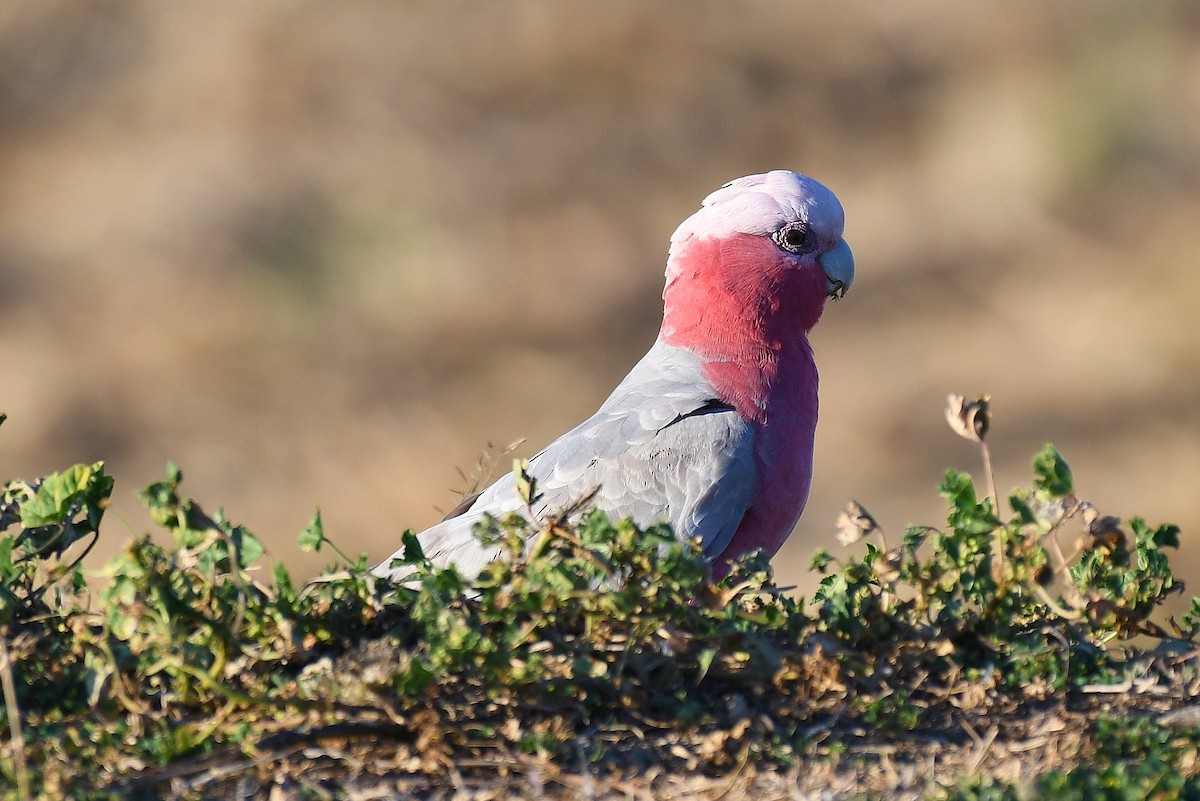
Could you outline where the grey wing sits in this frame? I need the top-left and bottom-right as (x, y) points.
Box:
(371, 399), (756, 582)
(538, 401), (756, 556)
(371, 338), (757, 582)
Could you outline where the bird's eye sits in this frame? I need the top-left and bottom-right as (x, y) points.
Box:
(774, 223), (808, 253)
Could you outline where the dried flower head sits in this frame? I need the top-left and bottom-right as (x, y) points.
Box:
(1086, 514), (1128, 551)
(874, 548), (903, 584)
(836, 500), (879, 545)
(945, 394), (991, 443)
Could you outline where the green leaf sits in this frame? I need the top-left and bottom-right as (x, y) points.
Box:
(938, 469), (978, 511)
(273, 562), (296, 603)
(513, 458), (538, 506)
(19, 462), (113, 528)
(229, 524), (265, 567)
(809, 548), (835, 573)
(939, 469), (1000, 535)
(1142, 519), (1180, 549)
(298, 509), (326, 552)
(901, 525), (932, 552)
(0, 536), (14, 579)
(1181, 597), (1200, 637)
(1032, 444), (1073, 497)
(400, 530), (425, 563)
(1009, 492), (1036, 525)
(695, 647), (718, 683)
(139, 463), (184, 528)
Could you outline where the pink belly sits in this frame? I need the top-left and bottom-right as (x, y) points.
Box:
(711, 340), (818, 578)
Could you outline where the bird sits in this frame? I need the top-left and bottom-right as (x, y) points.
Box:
(374, 170), (853, 583)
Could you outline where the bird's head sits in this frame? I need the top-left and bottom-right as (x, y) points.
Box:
(662, 171), (854, 342)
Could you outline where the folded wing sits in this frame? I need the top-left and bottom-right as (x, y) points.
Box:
(373, 340), (757, 581)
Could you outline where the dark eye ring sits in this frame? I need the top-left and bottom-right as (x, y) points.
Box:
(774, 223), (808, 253)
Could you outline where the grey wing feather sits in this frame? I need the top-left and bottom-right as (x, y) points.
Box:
(572, 404), (756, 558)
(372, 339), (757, 581)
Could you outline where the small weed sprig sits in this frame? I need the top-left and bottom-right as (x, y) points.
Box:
(811, 395), (1185, 691)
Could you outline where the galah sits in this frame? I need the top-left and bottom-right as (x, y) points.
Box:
(375, 170), (854, 582)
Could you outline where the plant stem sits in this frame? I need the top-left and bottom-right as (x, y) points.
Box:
(0, 634), (32, 801)
(980, 441), (999, 512)
(981, 441), (1005, 582)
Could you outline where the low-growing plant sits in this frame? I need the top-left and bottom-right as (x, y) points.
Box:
(0, 401), (1195, 799)
(811, 396), (1185, 692)
(942, 715), (1200, 801)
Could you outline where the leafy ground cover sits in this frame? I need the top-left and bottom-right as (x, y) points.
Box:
(1, 401), (1198, 800)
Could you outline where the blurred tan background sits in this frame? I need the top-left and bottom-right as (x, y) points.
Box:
(1, 2), (1198, 597)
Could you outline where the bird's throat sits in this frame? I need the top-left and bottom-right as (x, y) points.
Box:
(660, 233), (825, 423)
